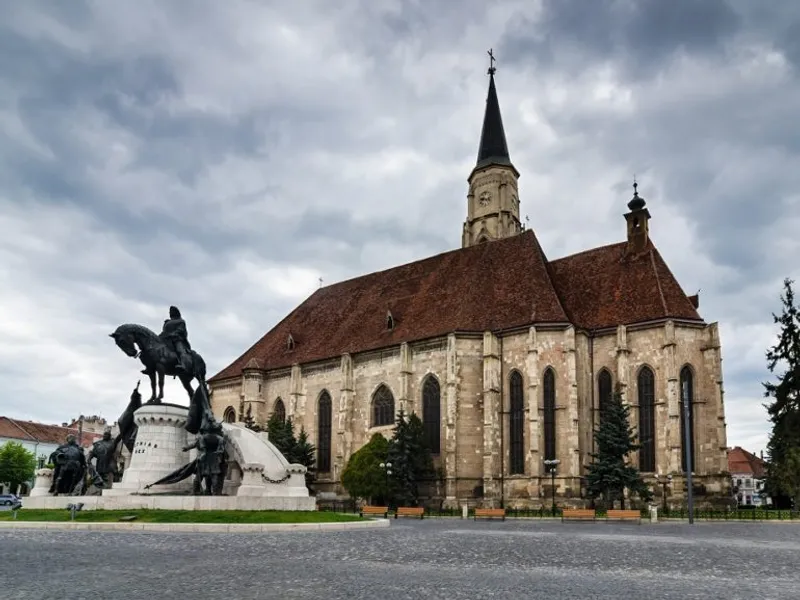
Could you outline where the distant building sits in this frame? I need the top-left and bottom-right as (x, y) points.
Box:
(727, 446), (770, 507)
(0, 416), (102, 495)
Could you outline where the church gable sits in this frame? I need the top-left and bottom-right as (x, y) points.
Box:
(210, 230), (568, 381)
(548, 240), (702, 330)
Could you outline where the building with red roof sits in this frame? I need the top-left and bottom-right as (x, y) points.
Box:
(207, 62), (730, 508)
(728, 446), (770, 506)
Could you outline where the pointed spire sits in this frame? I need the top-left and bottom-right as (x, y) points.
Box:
(475, 49), (514, 172)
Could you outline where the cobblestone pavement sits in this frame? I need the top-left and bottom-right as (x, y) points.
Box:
(3, 519), (799, 599)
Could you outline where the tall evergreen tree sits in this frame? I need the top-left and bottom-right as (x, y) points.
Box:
(243, 404), (262, 432)
(586, 387), (652, 509)
(387, 409), (434, 507)
(293, 427), (316, 488)
(763, 278), (800, 508)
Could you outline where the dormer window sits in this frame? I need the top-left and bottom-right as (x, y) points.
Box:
(286, 333), (295, 351)
(386, 311), (395, 331)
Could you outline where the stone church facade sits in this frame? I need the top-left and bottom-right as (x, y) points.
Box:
(208, 66), (730, 509)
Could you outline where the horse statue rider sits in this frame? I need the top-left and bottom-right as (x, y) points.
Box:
(153, 305), (192, 376)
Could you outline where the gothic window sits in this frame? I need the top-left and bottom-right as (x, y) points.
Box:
(317, 391), (332, 473)
(509, 371), (525, 474)
(422, 376), (441, 455)
(372, 384), (395, 427)
(598, 369), (613, 424)
(273, 398), (286, 423)
(680, 365), (696, 473)
(223, 406), (236, 423)
(543, 368), (556, 462)
(637, 366), (656, 472)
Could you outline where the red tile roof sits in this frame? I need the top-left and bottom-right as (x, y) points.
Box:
(210, 231), (703, 382)
(0, 417), (101, 447)
(548, 241), (701, 329)
(728, 446), (766, 478)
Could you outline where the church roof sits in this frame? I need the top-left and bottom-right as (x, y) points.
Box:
(549, 241), (702, 330)
(474, 72), (515, 173)
(210, 231), (703, 381)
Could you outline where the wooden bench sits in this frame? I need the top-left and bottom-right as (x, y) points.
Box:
(561, 509), (597, 522)
(395, 507), (425, 520)
(474, 508), (506, 521)
(606, 509), (642, 523)
(359, 505), (389, 518)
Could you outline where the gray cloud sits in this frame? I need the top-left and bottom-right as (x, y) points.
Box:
(1, 0), (798, 455)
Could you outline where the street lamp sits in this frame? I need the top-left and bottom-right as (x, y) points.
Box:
(543, 458), (560, 517)
(655, 474), (673, 513)
(379, 461), (392, 505)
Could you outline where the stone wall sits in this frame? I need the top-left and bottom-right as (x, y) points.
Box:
(209, 319), (730, 508)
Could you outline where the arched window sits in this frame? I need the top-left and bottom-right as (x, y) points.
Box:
(422, 376), (441, 455)
(223, 406), (236, 423)
(273, 398), (286, 423)
(637, 366), (656, 472)
(372, 384), (395, 427)
(680, 365), (695, 473)
(598, 369), (613, 424)
(509, 371), (525, 474)
(543, 368), (556, 462)
(317, 391), (332, 473)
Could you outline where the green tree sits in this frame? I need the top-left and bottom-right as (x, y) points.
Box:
(585, 388), (652, 509)
(763, 278), (800, 508)
(387, 409), (434, 507)
(341, 433), (390, 503)
(263, 415), (316, 490)
(266, 413), (294, 458)
(243, 404), (262, 432)
(292, 427), (316, 487)
(0, 442), (37, 494)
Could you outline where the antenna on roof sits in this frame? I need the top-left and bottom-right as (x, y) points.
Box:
(318, 277), (323, 289)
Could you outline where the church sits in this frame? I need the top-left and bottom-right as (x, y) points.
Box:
(208, 62), (730, 509)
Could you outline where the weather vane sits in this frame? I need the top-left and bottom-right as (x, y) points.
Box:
(487, 48), (496, 75)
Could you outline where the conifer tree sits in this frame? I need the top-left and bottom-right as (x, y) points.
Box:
(387, 409), (433, 506)
(293, 427), (316, 487)
(763, 278), (800, 508)
(586, 387), (652, 509)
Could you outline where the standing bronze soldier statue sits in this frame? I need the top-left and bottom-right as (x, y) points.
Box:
(88, 429), (119, 489)
(48, 435), (87, 495)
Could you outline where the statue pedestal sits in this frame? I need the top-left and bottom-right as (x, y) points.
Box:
(104, 403), (193, 496)
(29, 468), (53, 497)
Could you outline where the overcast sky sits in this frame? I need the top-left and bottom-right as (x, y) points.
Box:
(1, 0), (798, 455)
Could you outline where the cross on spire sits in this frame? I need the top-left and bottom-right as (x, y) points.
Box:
(487, 48), (496, 75)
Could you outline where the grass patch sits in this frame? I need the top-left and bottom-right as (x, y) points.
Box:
(0, 509), (363, 524)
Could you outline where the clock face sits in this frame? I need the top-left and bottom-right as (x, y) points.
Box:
(479, 192), (491, 207)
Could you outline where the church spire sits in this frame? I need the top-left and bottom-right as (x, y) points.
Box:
(474, 49), (515, 173)
(462, 50), (522, 248)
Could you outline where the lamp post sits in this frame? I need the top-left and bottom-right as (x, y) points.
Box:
(379, 461), (392, 506)
(655, 474), (673, 513)
(543, 459), (560, 517)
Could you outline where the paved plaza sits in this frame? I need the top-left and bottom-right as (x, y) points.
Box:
(2, 519), (799, 599)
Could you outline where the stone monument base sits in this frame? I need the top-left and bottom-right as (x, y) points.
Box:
(23, 494), (315, 512)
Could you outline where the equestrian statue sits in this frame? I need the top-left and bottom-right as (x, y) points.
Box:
(109, 305), (212, 434)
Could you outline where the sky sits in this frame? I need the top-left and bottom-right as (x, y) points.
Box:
(1, 0), (798, 455)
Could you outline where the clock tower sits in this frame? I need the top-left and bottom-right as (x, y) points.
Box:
(462, 53), (522, 248)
